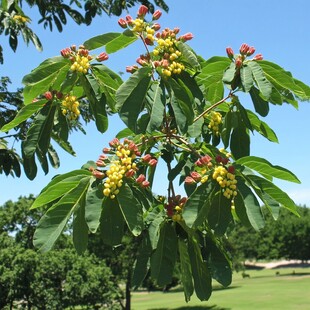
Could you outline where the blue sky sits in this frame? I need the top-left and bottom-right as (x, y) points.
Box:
(1, 0), (310, 206)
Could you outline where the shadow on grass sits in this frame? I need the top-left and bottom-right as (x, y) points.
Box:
(149, 306), (230, 310)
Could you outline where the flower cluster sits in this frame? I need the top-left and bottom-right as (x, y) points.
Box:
(61, 95), (80, 120)
(185, 152), (237, 200)
(13, 15), (29, 23)
(207, 111), (222, 135)
(119, 5), (193, 77)
(164, 195), (187, 222)
(226, 43), (263, 68)
(60, 45), (109, 74)
(91, 138), (157, 199)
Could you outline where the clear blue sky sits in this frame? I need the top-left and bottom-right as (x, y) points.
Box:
(1, 0), (310, 206)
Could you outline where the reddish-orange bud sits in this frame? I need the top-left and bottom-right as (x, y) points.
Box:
(253, 53), (263, 61)
(103, 147), (111, 154)
(185, 176), (196, 185)
(226, 47), (234, 60)
(118, 18), (127, 29)
(239, 43), (250, 55)
(136, 57), (148, 66)
(126, 65), (138, 73)
(180, 32), (194, 42)
(149, 159), (158, 167)
(125, 169), (136, 178)
(142, 154), (152, 162)
(60, 47), (71, 58)
(152, 23), (161, 31)
(141, 180), (150, 188)
(44, 91), (53, 100)
(96, 160), (106, 167)
(109, 138), (120, 147)
(152, 10), (162, 20)
(247, 46), (255, 56)
(92, 169), (105, 179)
(144, 38), (154, 46)
(235, 56), (243, 68)
(126, 15), (133, 25)
(136, 174), (146, 183)
(96, 52), (109, 62)
(138, 5), (148, 16)
(190, 171), (201, 182)
(227, 165), (235, 174)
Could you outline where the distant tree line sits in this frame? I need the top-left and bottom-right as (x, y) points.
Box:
(227, 205), (310, 263)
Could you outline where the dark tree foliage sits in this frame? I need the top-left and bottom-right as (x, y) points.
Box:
(227, 205), (310, 262)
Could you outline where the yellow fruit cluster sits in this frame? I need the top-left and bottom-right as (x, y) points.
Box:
(13, 15), (28, 23)
(208, 111), (222, 135)
(61, 95), (80, 120)
(154, 30), (185, 77)
(70, 54), (90, 74)
(212, 166), (237, 199)
(132, 18), (146, 33)
(103, 145), (137, 199)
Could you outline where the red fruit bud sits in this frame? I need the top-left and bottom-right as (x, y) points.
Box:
(152, 10), (162, 20)
(142, 154), (152, 162)
(239, 43), (250, 55)
(71, 45), (77, 51)
(109, 138), (120, 147)
(227, 165), (235, 174)
(96, 52), (109, 62)
(247, 46), (255, 56)
(201, 155), (212, 165)
(118, 18), (127, 29)
(179, 197), (187, 205)
(141, 180), (150, 188)
(96, 160), (105, 167)
(235, 56), (243, 68)
(103, 147), (111, 154)
(136, 57), (148, 66)
(185, 176), (196, 185)
(152, 23), (161, 31)
(126, 15), (133, 25)
(44, 91), (53, 100)
(138, 5), (148, 16)
(215, 155), (223, 163)
(125, 169), (136, 178)
(126, 65), (138, 73)
(173, 27), (180, 34)
(226, 47), (234, 60)
(60, 47), (71, 58)
(92, 170), (105, 179)
(99, 154), (107, 161)
(195, 158), (203, 167)
(144, 38), (154, 46)
(190, 171), (201, 182)
(180, 32), (194, 42)
(136, 174), (146, 183)
(149, 159), (158, 167)
(253, 53), (263, 61)
(56, 92), (63, 99)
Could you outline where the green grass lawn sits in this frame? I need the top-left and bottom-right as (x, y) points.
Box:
(132, 267), (310, 310)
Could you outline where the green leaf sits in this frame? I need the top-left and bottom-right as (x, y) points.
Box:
(23, 104), (56, 158)
(222, 62), (236, 84)
(178, 239), (194, 302)
(170, 94), (188, 134)
(187, 117), (203, 138)
(208, 192), (233, 236)
(85, 183), (103, 233)
(81, 74), (108, 133)
(247, 174), (299, 216)
(237, 181), (265, 231)
(21, 144), (37, 180)
(33, 176), (91, 252)
(236, 156), (300, 183)
(188, 233), (212, 301)
(117, 183), (143, 236)
(206, 80), (224, 104)
(105, 30), (138, 54)
(249, 87), (269, 117)
(177, 42), (200, 71)
(150, 222), (178, 287)
(22, 56), (70, 105)
(73, 200), (89, 255)
(230, 125), (250, 159)
(100, 197), (124, 246)
(146, 81), (165, 133)
(132, 234), (152, 288)
(148, 212), (165, 249)
(233, 192), (252, 227)
(208, 237), (232, 287)
(1, 100), (46, 132)
(240, 64), (254, 92)
(83, 32), (121, 50)
(248, 61), (272, 100)
(31, 169), (92, 209)
(259, 60), (308, 100)
(246, 110), (278, 143)
(116, 67), (152, 132)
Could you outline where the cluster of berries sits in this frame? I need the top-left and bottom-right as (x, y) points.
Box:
(164, 195), (187, 222)
(61, 95), (80, 120)
(207, 111), (222, 136)
(118, 5), (193, 77)
(226, 43), (263, 68)
(185, 152), (237, 200)
(91, 138), (157, 199)
(13, 15), (29, 23)
(60, 45), (109, 74)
